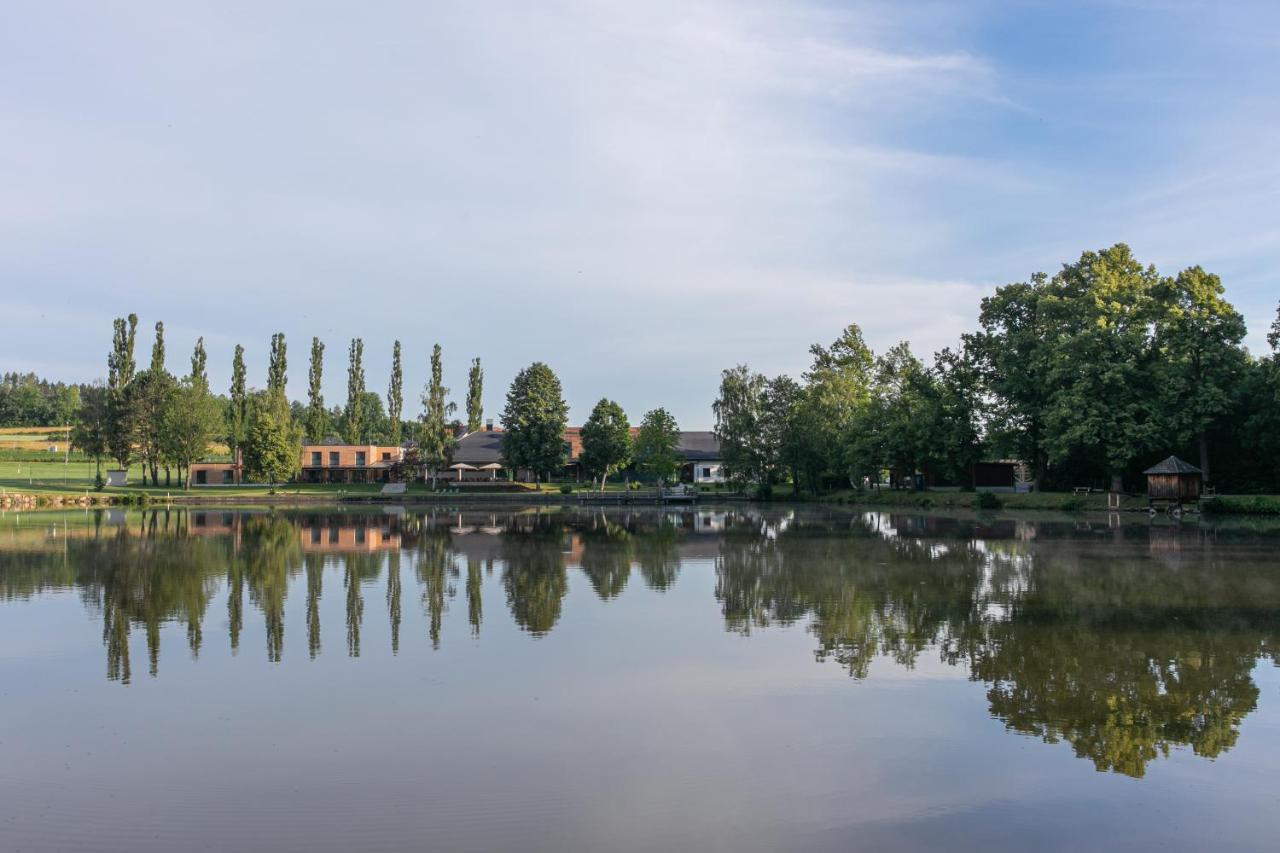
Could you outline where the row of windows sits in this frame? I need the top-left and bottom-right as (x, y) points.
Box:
(308, 451), (393, 467)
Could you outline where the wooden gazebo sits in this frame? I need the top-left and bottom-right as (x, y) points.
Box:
(1143, 456), (1202, 511)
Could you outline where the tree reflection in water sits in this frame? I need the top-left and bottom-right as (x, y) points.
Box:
(1, 505), (1277, 777)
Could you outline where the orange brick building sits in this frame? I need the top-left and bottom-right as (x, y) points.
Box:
(299, 439), (405, 484)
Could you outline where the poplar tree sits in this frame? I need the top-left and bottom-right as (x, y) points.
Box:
(150, 322), (166, 374)
(420, 343), (455, 481)
(387, 340), (403, 445)
(107, 313), (138, 394)
(267, 332), (287, 400)
(190, 337), (208, 390)
(106, 314), (138, 471)
(466, 357), (484, 433)
(306, 337), (327, 443)
(228, 345), (248, 458)
(345, 338), (365, 444)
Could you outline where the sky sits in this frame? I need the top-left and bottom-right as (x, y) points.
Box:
(2, 0), (1277, 429)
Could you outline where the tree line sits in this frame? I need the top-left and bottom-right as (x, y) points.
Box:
(0, 373), (83, 428)
(69, 318), (684, 488)
(714, 244), (1280, 494)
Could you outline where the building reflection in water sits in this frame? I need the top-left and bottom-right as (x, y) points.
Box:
(1, 505), (1278, 778)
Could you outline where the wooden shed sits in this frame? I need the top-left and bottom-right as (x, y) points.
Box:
(1143, 456), (1201, 508)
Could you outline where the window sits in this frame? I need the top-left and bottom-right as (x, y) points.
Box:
(310, 526), (321, 544)
(382, 452), (391, 461)
(195, 470), (207, 485)
(355, 527), (366, 544)
(222, 470), (234, 484)
(702, 467), (712, 479)
(329, 451), (340, 466)
(311, 451), (321, 466)
(355, 451), (366, 467)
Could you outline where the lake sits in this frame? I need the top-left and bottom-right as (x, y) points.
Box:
(1, 505), (1278, 852)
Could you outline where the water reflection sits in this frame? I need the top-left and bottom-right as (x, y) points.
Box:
(2, 506), (1278, 778)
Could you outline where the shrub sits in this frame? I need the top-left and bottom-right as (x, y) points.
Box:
(975, 491), (1003, 510)
(559, 484), (573, 494)
(93, 471), (106, 492)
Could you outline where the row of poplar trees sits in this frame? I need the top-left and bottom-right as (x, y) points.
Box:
(75, 319), (488, 486)
(713, 243), (1280, 494)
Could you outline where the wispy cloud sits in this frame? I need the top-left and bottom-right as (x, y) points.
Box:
(0, 0), (1276, 422)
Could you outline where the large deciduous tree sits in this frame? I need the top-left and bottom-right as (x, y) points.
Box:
(500, 362), (568, 482)
(125, 368), (176, 487)
(1153, 266), (1247, 483)
(580, 399), (631, 489)
(71, 384), (110, 481)
(243, 393), (302, 485)
(163, 378), (223, 488)
(713, 365), (773, 493)
(633, 407), (681, 485)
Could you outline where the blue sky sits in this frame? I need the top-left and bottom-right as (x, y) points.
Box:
(2, 0), (1276, 428)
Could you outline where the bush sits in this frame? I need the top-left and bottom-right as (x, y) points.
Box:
(975, 491), (1003, 510)
(559, 484), (573, 494)
(93, 471), (106, 492)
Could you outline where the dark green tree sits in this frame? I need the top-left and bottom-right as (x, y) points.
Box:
(420, 344), (456, 481)
(124, 368), (177, 486)
(345, 338), (365, 444)
(633, 407), (681, 485)
(387, 340), (403, 446)
(580, 398), (631, 489)
(162, 378), (223, 488)
(150, 321), (166, 374)
(267, 332), (287, 400)
(243, 393), (302, 484)
(71, 384), (110, 482)
(1152, 266), (1247, 482)
(305, 337), (327, 443)
(105, 314), (138, 471)
(500, 362), (568, 482)
(189, 337), (208, 391)
(228, 344), (248, 459)
(466, 357), (484, 433)
(713, 365), (773, 492)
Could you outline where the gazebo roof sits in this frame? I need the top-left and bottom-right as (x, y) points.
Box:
(1143, 455), (1202, 475)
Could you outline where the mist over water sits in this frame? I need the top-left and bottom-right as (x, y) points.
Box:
(2, 506), (1278, 852)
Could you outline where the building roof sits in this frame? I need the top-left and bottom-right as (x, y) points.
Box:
(452, 429), (504, 465)
(1143, 455), (1202, 475)
(677, 431), (721, 461)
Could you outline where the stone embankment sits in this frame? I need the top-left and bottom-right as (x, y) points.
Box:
(0, 493), (104, 510)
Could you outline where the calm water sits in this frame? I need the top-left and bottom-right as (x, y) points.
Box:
(1, 505), (1278, 852)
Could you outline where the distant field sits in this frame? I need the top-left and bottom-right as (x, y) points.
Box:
(0, 425), (73, 453)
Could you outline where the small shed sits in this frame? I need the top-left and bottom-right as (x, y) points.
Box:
(1143, 456), (1202, 506)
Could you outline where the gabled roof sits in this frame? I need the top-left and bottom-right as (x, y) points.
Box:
(452, 430), (504, 465)
(1143, 455), (1202, 475)
(677, 431), (721, 461)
